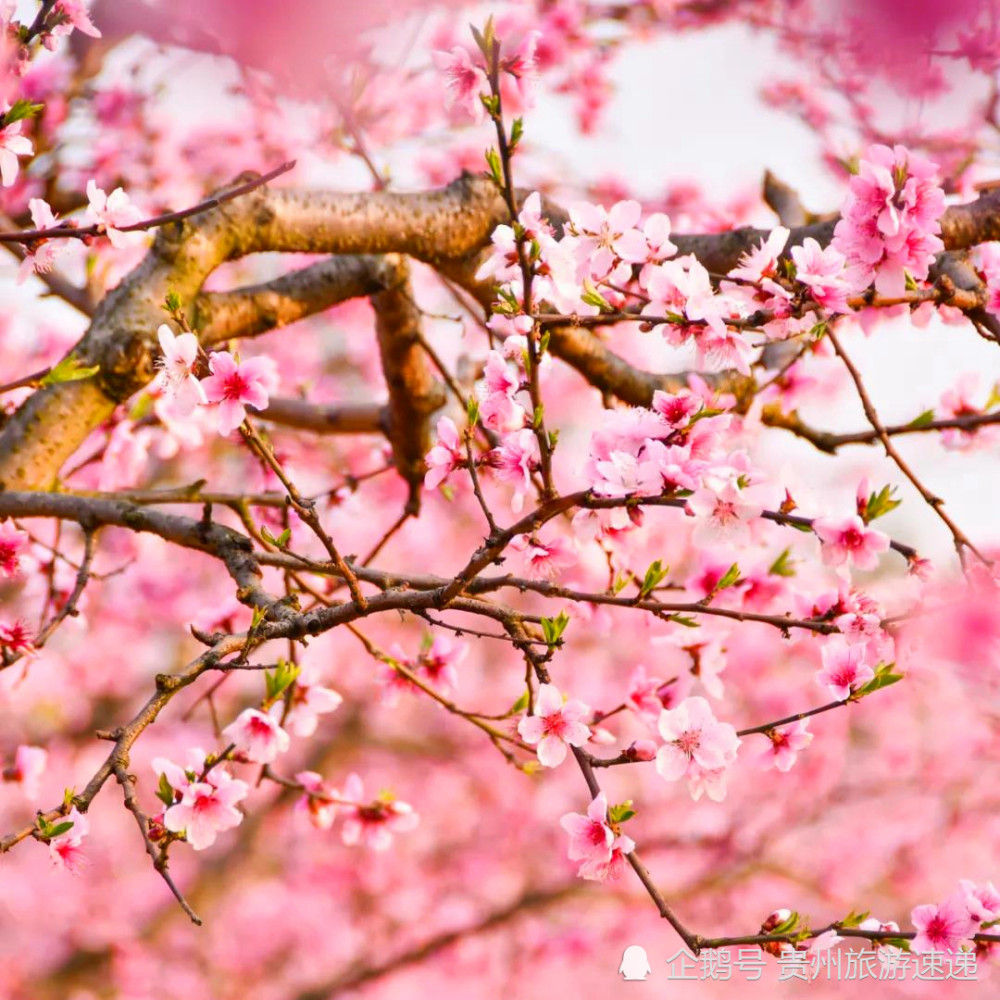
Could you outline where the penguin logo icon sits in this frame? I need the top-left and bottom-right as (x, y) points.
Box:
(619, 945), (652, 981)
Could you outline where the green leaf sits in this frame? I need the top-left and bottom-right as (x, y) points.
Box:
(510, 689), (530, 714)
(608, 800), (636, 824)
(156, 772), (176, 807)
(839, 909), (871, 929)
(509, 117), (524, 151)
(540, 610), (570, 648)
(484, 146), (504, 188)
(164, 290), (182, 314)
(466, 395), (480, 428)
(768, 547), (796, 578)
(854, 663), (903, 700)
(265, 659), (301, 702)
(612, 571), (632, 596)
(808, 320), (828, 340)
(771, 911), (801, 936)
(40, 353), (100, 386)
(638, 559), (669, 599)
(715, 562), (741, 593)
(580, 278), (611, 312)
(668, 613), (700, 628)
(128, 392), (154, 422)
(2, 99), (43, 125)
(46, 821), (74, 839)
(883, 937), (912, 952)
(260, 524), (292, 549)
(863, 484), (902, 523)
(907, 409), (935, 429)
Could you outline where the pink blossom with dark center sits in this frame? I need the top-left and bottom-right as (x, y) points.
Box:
(813, 514), (890, 571)
(0, 522), (26, 577)
(816, 641), (875, 700)
(222, 706), (291, 764)
(911, 896), (977, 954)
(339, 773), (419, 851)
(49, 807), (90, 873)
(200, 350), (278, 435)
(518, 682), (591, 768)
(757, 720), (813, 772)
(424, 416), (465, 490)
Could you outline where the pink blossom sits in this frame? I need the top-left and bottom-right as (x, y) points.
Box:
(729, 226), (789, 283)
(686, 483), (762, 547)
(52, 0), (101, 38)
(803, 930), (843, 955)
(0, 620), (36, 655)
(590, 450), (662, 499)
(651, 388), (702, 430)
(816, 641), (875, 700)
(222, 706), (291, 764)
(639, 212), (677, 283)
(424, 416), (465, 490)
(835, 611), (882, 645)
(153, 324), (206, 415)
(656, 696), (740, 800)
(559, 791), (635, 881)
(578, 835), (635, 881)
(517, 682), (591, 768)
(417, 635), (466, 693)
(200, 351), (278, 434)
(489, 428), (539, 512)
(629, 739), (658, 761)
(86, 180), (146, 248)
(960, 879), (1000, 923)
(0, 521), (26, 577)
(162, 773), (248, 850)
(477, 350), (525, 431)
(48, 807), (90, 874)
(339, 773), (419, 851)
(938, 374), (998, 451)
(434, 47), (488, 122)
(0, 116), (32, 188)
(567, 199), (648, 280)
(832, 144), (945, 296)
(295, 770), (341, 830)
(97, 421), (152, 491)
(17, 199), (68, 283)
(4, 745), (47, 799)
(757, 720), (813, 772)
(283, 668), (343, 738)
(559, 791), (613, 866)
(911, 896), (977, 954)
(511, 531), (576, 579)
(858, 917), (902, 961)
(644, 255), (723, 334)
(790, 238), (852, 312)
(813, 514), (890, 571)
(695, 325), (757, 376)
(501, 31), (541, 106)
(626, 664), (667, 724)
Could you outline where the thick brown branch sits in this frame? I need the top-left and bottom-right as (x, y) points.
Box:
(195, 255), (391, 345)
(259, 397), (386, 436)
(370, 255), (446, 509)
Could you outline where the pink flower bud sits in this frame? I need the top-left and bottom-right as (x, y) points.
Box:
(629, 740), (657, 762)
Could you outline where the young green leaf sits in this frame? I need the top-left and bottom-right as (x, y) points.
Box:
(40, 354), (100, 386)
